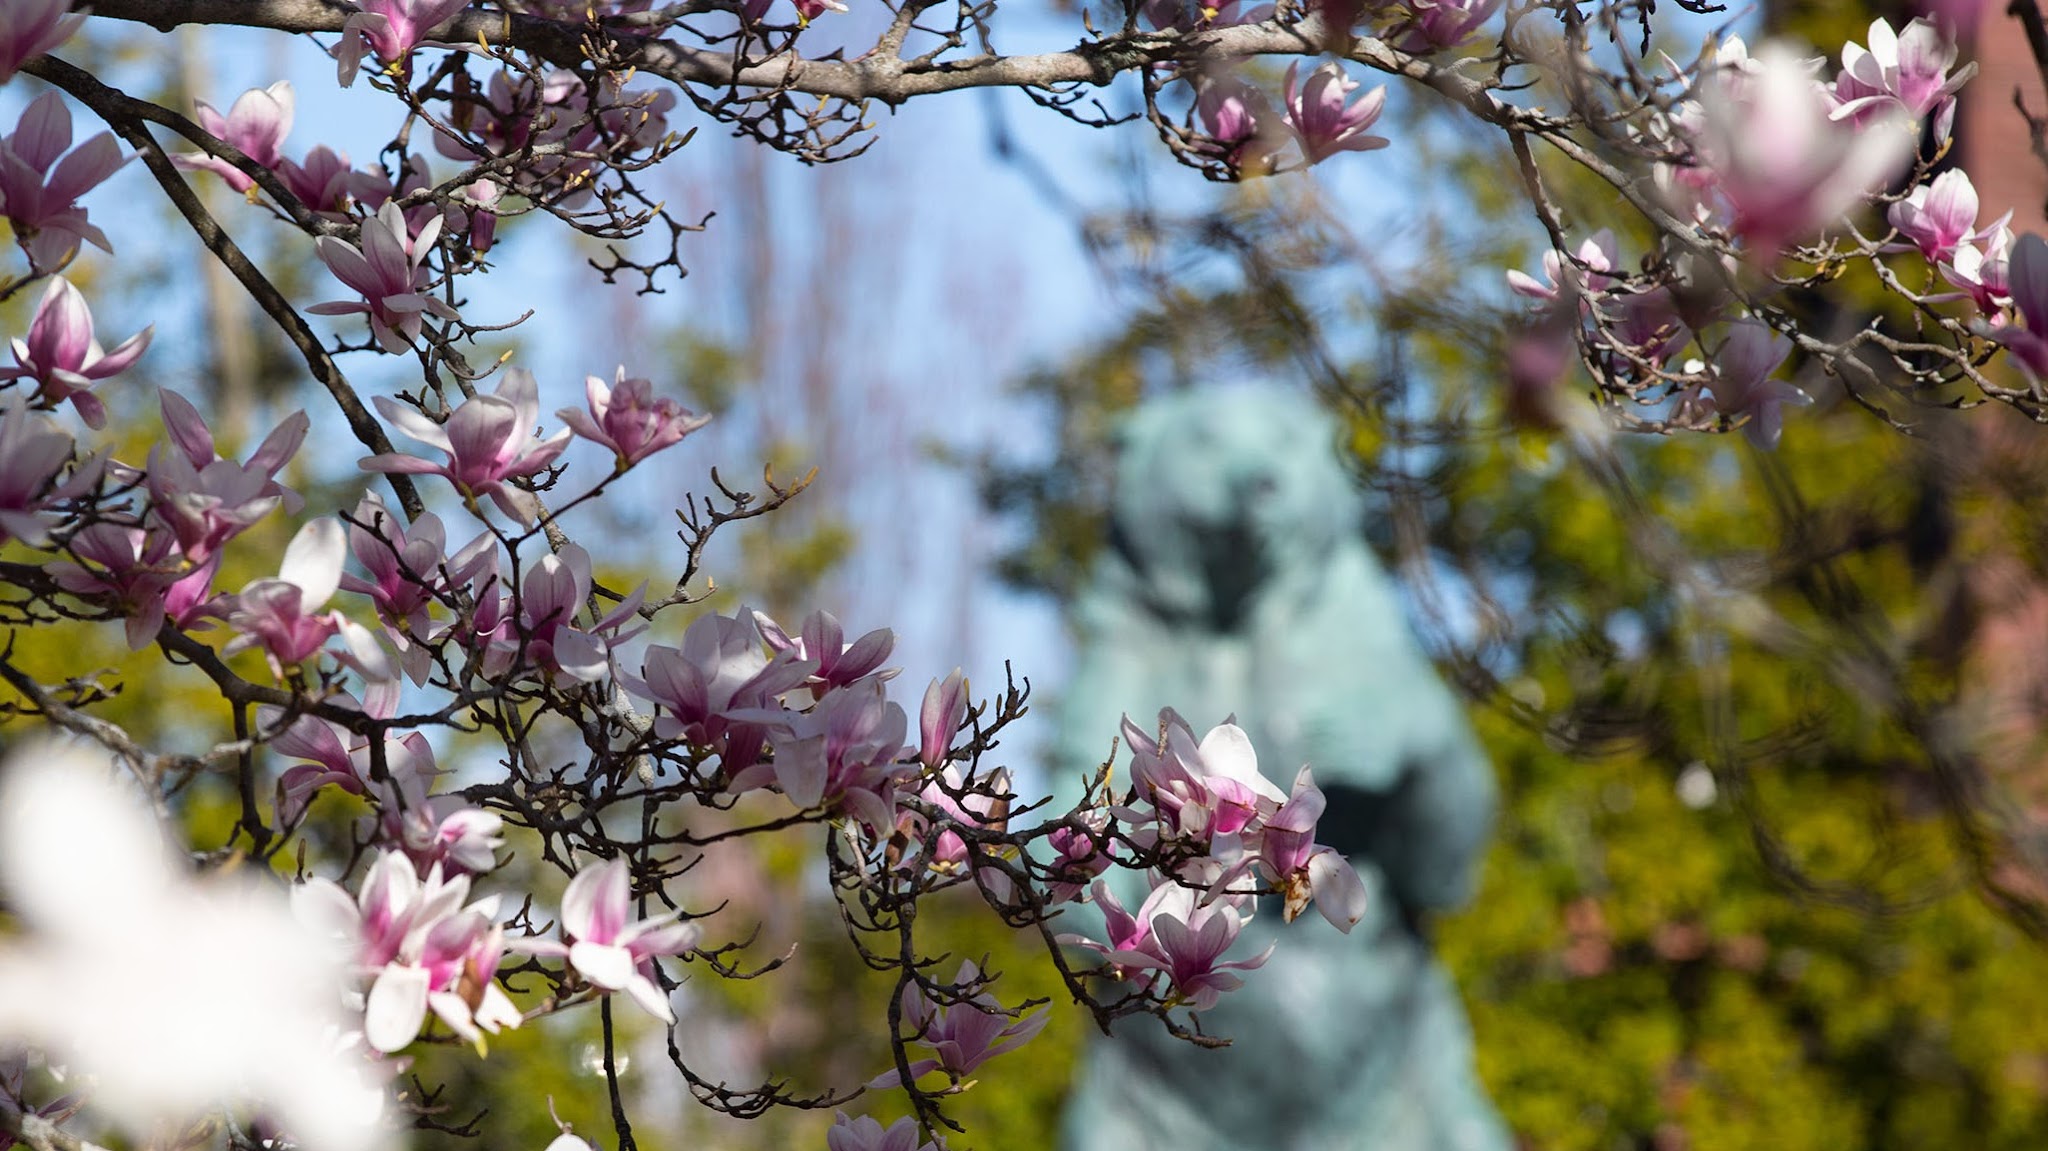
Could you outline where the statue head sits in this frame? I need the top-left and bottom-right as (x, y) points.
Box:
(1107, 387), (1363, 630)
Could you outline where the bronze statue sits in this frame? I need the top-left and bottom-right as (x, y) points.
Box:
(1053, 388), (1509, 1151)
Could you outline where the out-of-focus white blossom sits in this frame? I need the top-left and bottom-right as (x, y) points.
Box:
(0, 741), (390, 1151)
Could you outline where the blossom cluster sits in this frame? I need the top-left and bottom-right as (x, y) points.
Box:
(0, 305), (1375, 1150)
(0, 217), (1378, 1147)
(1050, 711), (1368, 1010)
(1499, 19), (2017, 447)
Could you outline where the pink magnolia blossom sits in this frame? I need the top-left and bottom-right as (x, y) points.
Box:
(373, 747), (504, 877)
(0, 0), (85, 85)
(222, 516), (393, 681)
(868, 960), (1048, 1088)
(557, 368), (711, 470)
(1506, 230), (1618, 304)
(899, 764), (1013, 900)
(1281, 62), (1389, 166)
(0, 398), (82, 546)
(521, 857), (700, 1023)
(310, 199), (459, 353)
(622, 608), (815, 776)
(434, 72), (581, 181)
(826, 1112), (945, 1151)
(1118, 710), (1285, 849)
(420, 808), (506, 874)
(349, 152), (441, 235)
(1250, 767), (1368, 931)
(1057, 877), (1166, 977)
(1887, 169), (1989, 265)
(341, 492), (446, 655)
(1042, 809), (1115, 905)
(1197, 80), (1283, 176)
(1708, 320), (1808, 449)
(0, 275), (152, 428)
(918, 668), (966, 771)
(263, 680), (433, 820)
(1939, 224), (2015, 314)
(1109, 878), (1271, 1011)
(1830, 17), (1974, 129)
(146, 390), (307, 564)
(295, 852), (521, 1054)
(753, 608), (896, 695)
(1060, 876), (1271, 1011)
(1389, 0), (1502, 53)
(741, 678), (913, 833)
(278, 145), (358, 215)
(336, 0), (474, 87)
(338, 491), (491, 683)
(46, 523), (224, 650)
(359, 368), (571, 524)
(480, 543), (645, 684)
(1588, 286), (1691, 366)
(172, 82), (295, 193)
(453, 177), (500, 252)
(268, 681), (502, 872)
(1990, 233), (2048, 385)
(435, 70), (670, 207)
(1689, 45), (1911, 257)
(0, 91), (128, 270)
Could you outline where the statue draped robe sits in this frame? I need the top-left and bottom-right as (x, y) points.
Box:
(1051, 389), (1510, 1151)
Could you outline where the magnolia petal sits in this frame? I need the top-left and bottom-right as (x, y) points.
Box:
(364, 962), (432, 1052)
(569, 941), (636, 991)
(1308, 849), (1368, 933)
(279, 518), (346, 607)
(623, 972), (675, 1024)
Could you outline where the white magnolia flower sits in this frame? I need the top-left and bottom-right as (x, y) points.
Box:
(0, 741), (392, 1151)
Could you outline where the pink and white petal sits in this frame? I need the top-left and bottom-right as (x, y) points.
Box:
(561, 857), (628, 943)
(1307, 849), (1368, 933)
(364, 962), (433, 1052)
(443, 396), (520, 468)
(622, 972), (675, 1024)
(157, 388), (217, 466)
(314, 237), (378, 295)
(337, 616), (399, 683)
(1197, 723), (1284, 802)
(475, 980), (522, 1033)
(428, 988), (484, 1050)
(249, 410), (311, 477)
(569, 940), (636, 991)
(412, 211), (444, 254)
(279, 518), (347, 607)
(11, 92), (73, 172)
(362, 203), (414, 285)
(622, 918), (699, 959)
(88, 325), (152, 378)
(864, 1058), (940, 1091)
(358, 451), (445, 474)
(507, 936), (570, 959)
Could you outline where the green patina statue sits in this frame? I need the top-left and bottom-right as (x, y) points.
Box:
(1052, 388), (1510, 1151)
